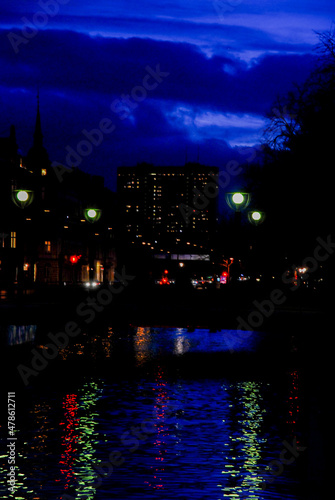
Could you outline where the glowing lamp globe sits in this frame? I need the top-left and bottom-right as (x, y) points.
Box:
(84, 207), (101, 223)
(248, 210), (265, 225)
(12, 189), (34, 208)
(17, 190), (29, 202)
(225, 192), (250, 211)
(87, 209), (97, 219)
(251, 211), (261, 221)
(232, 193), (244, 205)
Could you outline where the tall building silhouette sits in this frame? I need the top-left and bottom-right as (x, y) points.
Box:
(117, 162), (219, 252)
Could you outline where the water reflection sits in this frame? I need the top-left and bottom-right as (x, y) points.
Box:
(1, 326), (306, 500)
(146, 366), (171, 491)
(173, 328), (190, 356)
(59, 394), (80, 493)
(101, 327), (114, 358)
(287, 370), (300, 441)
(218, 382), (266, 499)
(6, 324), (36, 345)
(134, 327), (151, 365)
(239, 382), (267, 493)
(65, 379), (104, 499)
(47, 326), (262, 368)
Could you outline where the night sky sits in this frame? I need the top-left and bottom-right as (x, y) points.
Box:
(1, 0), (335, 190)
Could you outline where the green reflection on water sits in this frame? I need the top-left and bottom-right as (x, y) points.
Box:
(220, 381), (268, 499)
(72, 379), (104, 499)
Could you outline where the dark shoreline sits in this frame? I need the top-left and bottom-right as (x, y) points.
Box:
(0, 281), (330, 327)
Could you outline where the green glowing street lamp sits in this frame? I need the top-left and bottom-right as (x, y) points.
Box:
(84, 207), (102, 223)
(248, 210), (265, 225)
(17, 191), (29, 202)
(232, 193), (244, 205)
(12, 189), (34, 208)
(225, 192), (250, 212)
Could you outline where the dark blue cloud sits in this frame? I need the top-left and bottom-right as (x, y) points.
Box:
(0, 27), (320, 190)
(0, 29), (317, 108)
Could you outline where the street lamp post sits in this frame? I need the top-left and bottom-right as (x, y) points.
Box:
(247, 210), (266, 278)
(225, 192), (251, 271)
(84, 207), (102, 283)
(225, 192), (251, 213)
(12, 190), (34, 209)
(11, 189), (34, 297)
(248, 210), (266, 225)
(84, 208), (102, 223)
(225, 192), (266, 281)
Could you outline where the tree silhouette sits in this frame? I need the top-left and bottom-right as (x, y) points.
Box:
(243, 29), (335, 285)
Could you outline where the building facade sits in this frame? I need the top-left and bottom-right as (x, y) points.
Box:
(116, 162), (219, 284)
(117, 162), (218, 249)
(0, 103), (116, 296)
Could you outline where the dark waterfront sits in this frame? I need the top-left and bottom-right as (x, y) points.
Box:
(0, 295), (328, 499)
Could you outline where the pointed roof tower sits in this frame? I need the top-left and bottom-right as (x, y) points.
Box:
(26, 92), (50, 175)
(33, 91), (43, 149)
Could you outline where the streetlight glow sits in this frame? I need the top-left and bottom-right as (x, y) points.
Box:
(225, 192), (250, 211)
(251, 211), (261, 221)
(12, 189), (34, 208)
(17, 190), (29, 202)
(84, 207), (102, 223)
(232, 193), (244, 205)
(248, 210), (265, 225)
(87, 209), (97, 219)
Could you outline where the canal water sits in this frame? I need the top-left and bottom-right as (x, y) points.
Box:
(0, 325), (321, 499)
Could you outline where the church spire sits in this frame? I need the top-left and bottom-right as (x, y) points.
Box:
(33, 91), (43, 148)
(26, 91), (50, 175)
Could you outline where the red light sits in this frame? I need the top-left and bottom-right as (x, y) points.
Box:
(164, 269), (168, 274)
(69, 255), (81, 264)
(222, 272), (228, 276)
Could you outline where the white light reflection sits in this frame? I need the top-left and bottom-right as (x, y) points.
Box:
(173, 328), (190, 355)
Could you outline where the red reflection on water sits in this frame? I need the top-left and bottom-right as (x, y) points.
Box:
(287, 370), (300, 442)
(145, 366), (169, 490)
(58, 393), (80, 494)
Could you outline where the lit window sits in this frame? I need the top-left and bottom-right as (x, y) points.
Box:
(41, 169), (47, 176)
(10, 232), (16, 249)
(45, 240), (51, 253)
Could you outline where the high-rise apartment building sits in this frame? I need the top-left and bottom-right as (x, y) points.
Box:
(117, 163), (218, 252)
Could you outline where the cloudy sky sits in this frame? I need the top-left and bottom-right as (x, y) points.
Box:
(1, 0), (334, 189)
